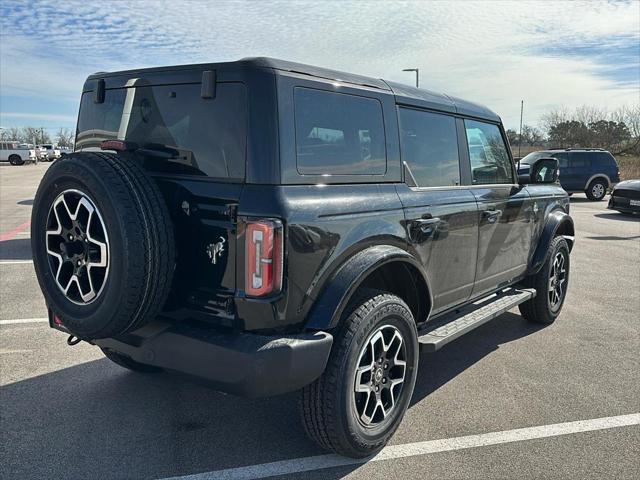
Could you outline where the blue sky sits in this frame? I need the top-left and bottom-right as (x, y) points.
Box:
(1, 0), (638, 135)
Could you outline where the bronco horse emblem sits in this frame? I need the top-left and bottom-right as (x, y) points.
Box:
(206, 237), (226, 265)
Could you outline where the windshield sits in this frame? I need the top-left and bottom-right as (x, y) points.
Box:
(76, 81), (247, 179)
(519, 151), (550, 165)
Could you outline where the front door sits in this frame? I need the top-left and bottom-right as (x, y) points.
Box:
(397, 108), (479, 314)
(462, 119), (534, 297)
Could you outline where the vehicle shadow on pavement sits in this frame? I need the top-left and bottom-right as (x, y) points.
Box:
(411, 312), (546, 406)
(0, 313), (546, 480)
(0, 358), (318, 479)
(17, 199), (34, 206)
(0, 238), (33, 261)
(594, 212), (639, 223)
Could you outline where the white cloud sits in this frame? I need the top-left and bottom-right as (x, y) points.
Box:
(0, 0), (638, 128)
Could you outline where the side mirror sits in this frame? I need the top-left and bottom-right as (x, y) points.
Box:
(523, 158), (559, 184)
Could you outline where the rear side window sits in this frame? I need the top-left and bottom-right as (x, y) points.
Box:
(464, 120), (513, 184)
(294, 88), (386, 175)
(568, 153), (589, 168)
(588, 152), (616, 167)
(399, 108), (460, 187)
(76, 82), (247, 179)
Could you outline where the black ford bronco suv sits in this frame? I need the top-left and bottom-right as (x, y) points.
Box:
(31, 58), (574, 458)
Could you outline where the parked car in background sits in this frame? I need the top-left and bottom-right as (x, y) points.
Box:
(608, 180), (640, 215)
(39, 144), (63, 161)
(0, 141), (37, 165)
(36, 146), (50, 161)
(518, 148), (620, 201)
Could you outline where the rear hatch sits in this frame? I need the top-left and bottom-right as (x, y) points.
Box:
(75, 78), (248, 326)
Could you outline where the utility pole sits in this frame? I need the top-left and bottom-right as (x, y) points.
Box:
(518, 100), (524, 158)
(402, 68), (419, 88)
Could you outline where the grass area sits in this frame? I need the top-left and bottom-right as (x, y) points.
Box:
(616, 154), (640, 181)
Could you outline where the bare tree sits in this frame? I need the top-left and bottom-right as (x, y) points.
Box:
(5, 127), (23, 142)
(21, 127), (50, 145)
(55, 128), (74, 148)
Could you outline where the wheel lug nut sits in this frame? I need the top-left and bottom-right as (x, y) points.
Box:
(384, 363), (389, 369)
(382, 378), (387, 384)
(375, 386), (379, 392)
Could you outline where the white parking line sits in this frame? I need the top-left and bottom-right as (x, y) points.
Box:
(161, 413), (640, 480)
(0, 260), (33, 265)
(0, 318), (48, 325)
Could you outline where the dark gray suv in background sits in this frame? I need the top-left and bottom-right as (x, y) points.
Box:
(31, 58), (574, 457)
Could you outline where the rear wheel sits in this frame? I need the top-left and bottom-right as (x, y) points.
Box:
(8, 154), (24, 166)
(101, 348), (162, 373)
(300, 290), (418, 458)
(519, 236), (570, 324)
(586, 179), (607, 201)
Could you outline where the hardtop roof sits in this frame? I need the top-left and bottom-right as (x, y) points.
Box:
(86, 57), (500, 122)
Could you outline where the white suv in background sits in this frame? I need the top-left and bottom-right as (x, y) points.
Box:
(39, 144), (64, 161)
(0, 142), (37, 165)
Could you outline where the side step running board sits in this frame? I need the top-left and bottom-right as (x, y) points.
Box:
(418, 287), (536, 352)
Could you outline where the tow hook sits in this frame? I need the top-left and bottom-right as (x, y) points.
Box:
(67, 335), (82, 346)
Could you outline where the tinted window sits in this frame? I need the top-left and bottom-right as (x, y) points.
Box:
(464, 120), (513, 184)
(76, 82), (247, 179)
(569, 153), (589, 168)
(588, 152), (615, 167)
(551, 152), (569, 168)
(294, 88), (386, 175)
(399, 108), (460, 187)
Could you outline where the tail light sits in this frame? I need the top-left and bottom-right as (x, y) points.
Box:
(245, 219), (283, 297)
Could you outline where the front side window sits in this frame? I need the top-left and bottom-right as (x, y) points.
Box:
(76, 82), (247, 179)
(551, 152), (569, 168)
(399, 108), (460, 187)
(464, 120), (513, 184)
(294, 88), (386, 175)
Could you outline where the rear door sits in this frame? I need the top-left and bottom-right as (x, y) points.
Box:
(396, 108), (479, 314)
(75, 80), (248, 322)
(463, 119), (534, 297)
(562, 152), (590, 191)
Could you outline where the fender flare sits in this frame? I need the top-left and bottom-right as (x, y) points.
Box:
(584, 174), (611, 190)
(529, 210), (574, 275)
(305, 245), (431, 330)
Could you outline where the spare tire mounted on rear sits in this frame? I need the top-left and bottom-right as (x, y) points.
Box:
(31, 152), (175, 339)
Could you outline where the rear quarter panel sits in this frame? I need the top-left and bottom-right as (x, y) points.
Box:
(235, 184), (407, 330)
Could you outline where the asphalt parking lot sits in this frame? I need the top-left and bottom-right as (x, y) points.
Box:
(1, 162), (639, 480)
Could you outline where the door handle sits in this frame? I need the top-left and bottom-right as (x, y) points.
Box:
(411, 217), (441, 236)
(483, 209), (502, 223)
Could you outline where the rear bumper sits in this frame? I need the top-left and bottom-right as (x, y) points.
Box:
(94, 321), (333, 397)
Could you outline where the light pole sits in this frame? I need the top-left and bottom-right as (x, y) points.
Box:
(402, 68), (419, 88)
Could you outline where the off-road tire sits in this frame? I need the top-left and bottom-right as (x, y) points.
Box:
(31, 152), (175, 339)
(585, 178), (607, 201)
(519, 236), (570, 324)
(101, 348), (163, 373)
(9, 154), (24, 166)
(300, 290), (419, 458)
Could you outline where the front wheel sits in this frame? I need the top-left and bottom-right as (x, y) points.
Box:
(519, 236), (570, 324)
(300, 290), (418, 458)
